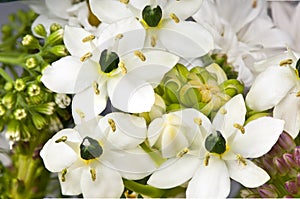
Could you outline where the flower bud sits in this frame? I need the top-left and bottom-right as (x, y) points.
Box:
(50, 23), (62, 33)
(258, 184), (278, 198)
(261, 156), (277, 176)
(293, 146), (300, 159)
(274, 157), (289, 176)
(14, 109), (27, 120)
(4, 82), (13, 91)
(285, 180), (298, 195)
(219, 79), (244, 97)
(283, 153), (296, 168)
(148, 94), (166, 120)
(166, 103), (182, 112)
(165, 63), (189, 83)
(164, 80), (180, 104)
(268, 143), (284, 157)
(278, 132), (296, 152)
(32, 112), (47, 130)
(2, 93), (16, 109)
(1, 24), (12, 36)
(14, 79), (26, 92)
(28, 84), (41, 97)
(25, 57), (38, 69)
(179, 85), (201, 107)
(0, 105), (6, 116)
(33, 24), (47, 37)
(22, 34), (40, 49)
(48, 45), (69, 57)
(55, 93), (71, 109)
(46, 29), (63, 45)
(33, 102), (56, 115)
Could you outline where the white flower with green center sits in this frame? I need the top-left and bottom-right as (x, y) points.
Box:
(42, 19), (179, 123)
(40, 112), (156, 198)
(147, 94), (284, 198)
(89, 0), (214, 58)
(246, 50), (300, 138)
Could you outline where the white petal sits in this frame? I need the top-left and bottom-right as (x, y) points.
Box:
(89, 0), (133, 24)
(81, 164), (124, 198)
(121, 50), (179, 86)
(186, 156), (230, 198)
(246, 66), (296, 111)
(107, 76), (155, 113)
(45, 0), (72, 19)
(270, 2), (294, 36)
(159, 20), (214, 58)
(98, 17), (146, 56)
(102, 147), (156, 180)
(227, 159), (270, 188)
(212, 94), (246, 139)
(274, 90), (300, 138)
(64, 26), (96, 57)
(148, 117), (165, 147)
(231, 117), (284, 158)
(148, 155), (200, 189)
(164, 0), (203, 20)
(76, 60), (101, 91)
(40, 129), (81, 172)
(31, 15), (66, 37)
(99, 112), (147, 149)
(41, 56), (85, 94)
(58, 167), (83, 196)
(72, 86), (108, 124)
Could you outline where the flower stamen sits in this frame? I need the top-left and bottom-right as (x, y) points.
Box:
(134, 50), (146, 61)
(220, 108), (227, 115)
(252, 0), (257, 8)
(76, 109), (85, 119)
(90, 168), (96, 181)
(82, 34), (95, 43)
(169, 13), (180, 23)
(61, 168), (67, 182)
(115, 33), (124, 40)
(55, 136), (67, 143)
(177, 148), (189, 157)
(233, 123), (245, 134)
(108, 118), (116, 132)
(93, 82), (100, 95)
(80, 52), (92, 62)
(151, 35), (157, 47)
(120, 0), (129, 4)
(236, 154), (247, 166)
(194, 118), (202, 125)
(118, 61), (127, 74)
(296, 91), (300, 97)
(204, 153), (210, 166)
(279, 59), (293, 66)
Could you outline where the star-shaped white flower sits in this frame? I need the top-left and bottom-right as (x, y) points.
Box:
(246, 50), (300, 138)
(147, 95), (284, 198)
(89, 0), (214, 58)
(40, 113), (156, 198)
(42, 18), (179, 123)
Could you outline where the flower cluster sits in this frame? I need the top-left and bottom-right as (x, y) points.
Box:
(0, 0), (300, 198)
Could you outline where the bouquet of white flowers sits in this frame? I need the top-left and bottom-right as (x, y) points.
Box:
(0, 0), (300, 198)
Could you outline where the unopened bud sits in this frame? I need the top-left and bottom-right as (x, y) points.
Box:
(278, 132), (296, 152)
(274, 157), (289, 175)
(22, 34), (40, 49)
(34, 102), (56, 115)
(26, 57), (38, 69)
(46, 29), (63, 45)
(282, 153), (296, 168)
(164, 80), (180, 104)
(4, 82), (13, 91)
(261, 156), (277, 176)
(2, 93), (15, 109)
(258, 184), (278, 198)
(48, 45), (69, 56)
(0, 105), (6, 116)
(14, 79), (26, 92)
(32, 112), (47, 130)
(50, 23), (62, 33)
(219, 79), (244, 97)
(285, 180), (298, 195)
(180, 86), (201, 107)
(33, 24), (47, 37)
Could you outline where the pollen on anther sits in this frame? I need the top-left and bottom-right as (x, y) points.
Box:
(55, 136), (67, 143)
(296, 91), (300, 97)
(252, 0), (257, 8)
(170, 13), (180, 23)
(237, 154), (247, 166)
(204, 153), (210, 166)
(220, 108), (227, 115)
(82, 35), (95, 43)
(134, 50), (146, 61)
(177, 148), (189, 157)
(90, 168), (96, 181)
(120, 0), (129, 4)
(118, 61), (127, 74)
(115, 34), (124, 40)
(80, 52), (92, 62)
(76, 109), (85, 119)
(151, 35), (157, 47)
(233, 123), (245, 134)
(61, 168), (67, 182)
(194, 118), (202, 125)
(279, 59), (293, 66)
(108, 118), (116, 132)
(93, 82), (100, 95)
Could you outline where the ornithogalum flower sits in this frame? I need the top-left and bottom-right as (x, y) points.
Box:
(147, 94), (284, 198)
(40, 112), (156, 198)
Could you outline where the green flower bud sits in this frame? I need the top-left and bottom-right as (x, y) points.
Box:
(1, 24), (12, 35)
(32, 112), (47, 130)
(148, 94), (166, 120)
(164, 64), (189, 83)
(33, 24), (47, 37)
(2, 93), (16, 109)
(28, 84), (41, 97)
(32, 102), (56, 115)
(22, 34), (40, 49)
(190, 66), (217, 84)
(0, 105), (6, 116)
(14, 79), (26, 92)
(48, 45), (69, 57)
(6, 120), (21, 141)
(219, 79), (244, 97)
(164, 79), (180, 104)
(4, 82), (13, 91)
(205, 63), (228, 84)
(25, 57), (38, 69)
(245, 112), (271, 125)
(50, 23), (62, 33)
(46, 29), (63, 45)
(14, 108), (27, 120)
(179, 85), (201, 107)
(166, 103), (182, 112)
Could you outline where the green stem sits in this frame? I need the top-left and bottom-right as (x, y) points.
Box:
(123, 179), (165, 197)
(0, 68), (13, 82)
(0, 52), (26, 66)
(140, 142), (165, 166)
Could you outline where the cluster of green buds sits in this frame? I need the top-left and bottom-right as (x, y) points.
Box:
(240, 132), (300, 198)
(154, 63), (244, 118)
(211, 53), (238, 79)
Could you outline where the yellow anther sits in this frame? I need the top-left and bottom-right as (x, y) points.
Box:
(134, 50), (146, 61)
(220, 108), (227, 115)
(204, 153), (210, 166)
(61, 168), (67, 182)
(169, 13), (180, 23)
(90, 168), (96, 181)
(93, 82), (100, 95)
(151, 35), (157, 47)
(118, 61), (127, 74)
(76, 109), (85, 119)
(80, 52), (92, 62)
(115, 33), (124, 40)
(252, 0), (257, 8)
(124, 190), (138, 198)
(194, 118), (202, 125)
(108, 118), (116, 132)
(279, 59), (293, 66)
(177, 148), (189, 157)
(82, 34), (95, 43)
(233, 123), (245, 134)
(120, 0), (129, 4)
(296, 91), (300, 97)
(55, 136), (67, 143)
(237, 154), (247, 166)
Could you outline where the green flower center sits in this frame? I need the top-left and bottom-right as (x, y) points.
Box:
(205, 131), (226, 154)
(80, 136), (103, 160)
(99, 49), (120, 73)
(142, 5), (162, 27)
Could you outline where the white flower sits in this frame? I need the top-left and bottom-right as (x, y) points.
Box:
(246, 50), (300, 138)
(89, 0), (214, 58)
(147, 95), (284, 198)
(193, 0), (292, 87)
(40, 112), (156, 198)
